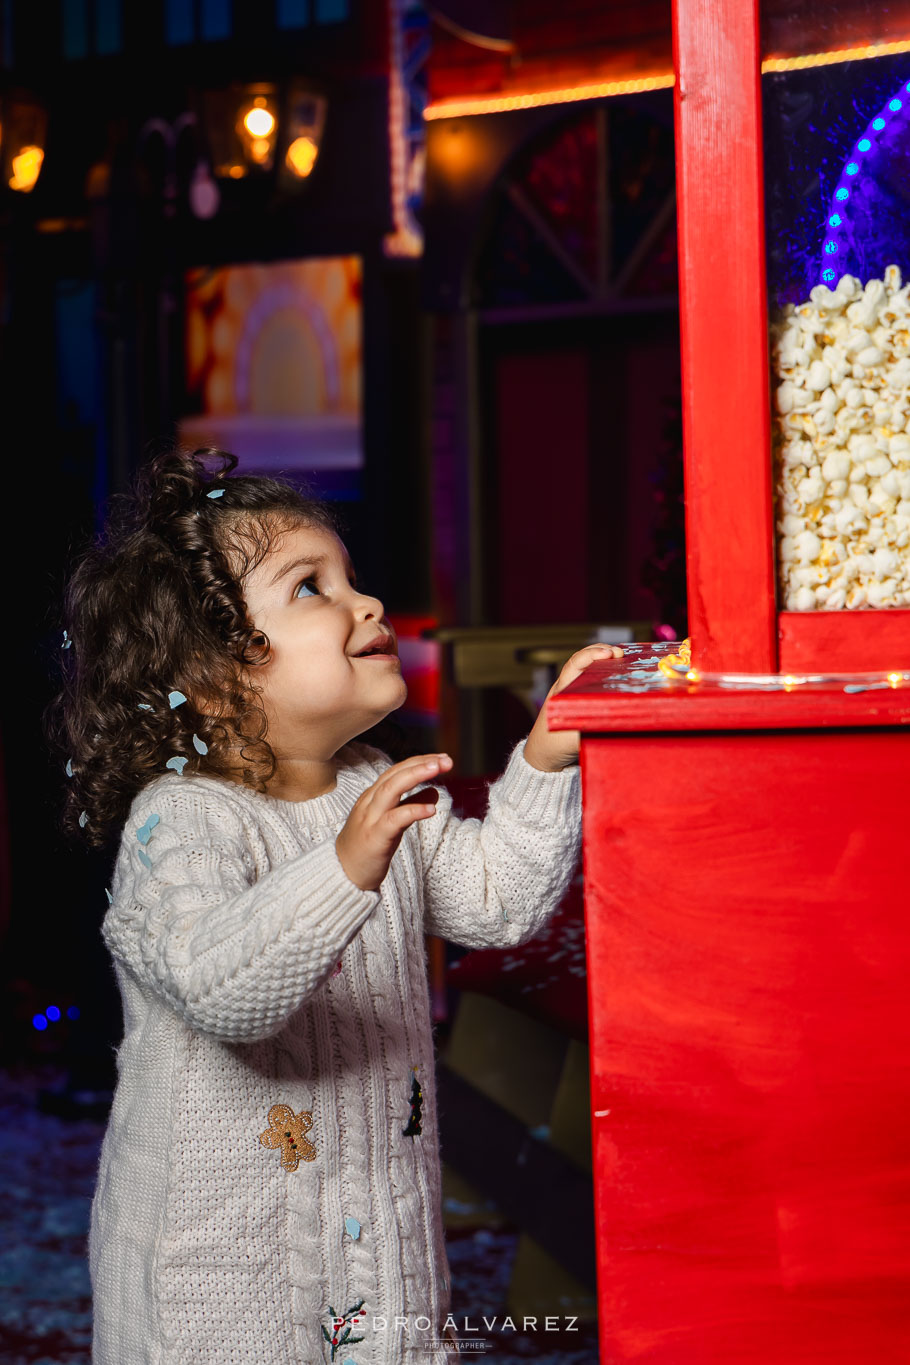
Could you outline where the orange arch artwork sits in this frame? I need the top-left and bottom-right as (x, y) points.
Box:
(181, 256), (363, 472)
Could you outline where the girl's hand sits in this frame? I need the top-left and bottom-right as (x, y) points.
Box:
(336, 753), (454, 891)
(523, 644), (624, 772)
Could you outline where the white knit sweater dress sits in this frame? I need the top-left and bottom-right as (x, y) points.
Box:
(89, 735), (582, 1365)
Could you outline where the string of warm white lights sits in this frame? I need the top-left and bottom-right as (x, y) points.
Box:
(648, 640), (908, 690)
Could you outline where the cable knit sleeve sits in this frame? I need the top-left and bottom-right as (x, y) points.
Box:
(102, 782), (380, 1043)
(415, 735), (582, 949)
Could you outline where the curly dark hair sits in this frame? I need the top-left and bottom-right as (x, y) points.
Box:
(44, 446), (409, 850)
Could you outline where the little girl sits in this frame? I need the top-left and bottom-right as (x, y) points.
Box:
(47, 446), (621, 1365)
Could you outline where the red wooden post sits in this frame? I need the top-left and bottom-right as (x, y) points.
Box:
(673, 0), (777, 671)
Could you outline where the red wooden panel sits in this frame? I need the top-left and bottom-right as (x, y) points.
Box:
(673, 0), (776, 671)
(581, 729), (910, 1363)
(778, 609), (910, 675)
(546, 651), (910, 733)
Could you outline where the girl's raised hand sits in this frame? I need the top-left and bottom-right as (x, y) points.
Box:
(335, 753), (454, 892)
(523, 643), (624, 772)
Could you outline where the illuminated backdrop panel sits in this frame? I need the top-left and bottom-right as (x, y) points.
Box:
(181, 256), (363, 474)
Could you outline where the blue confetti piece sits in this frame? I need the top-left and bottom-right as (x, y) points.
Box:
(166, 756), (188, 774)
(138, 702), (153, 711)
(136, 813), (160, 845)
(344, 1217), (361, 1240)
(138, 848), (152, 870)
(78, 810), (88, 828)
(61, 630), (72, 649)
(105, 888), (113, 905)
(168, 690), (187, 708)
(206, 488), (225, 499)
(192, 733), (208, 755)
(65, 758), (73, 777)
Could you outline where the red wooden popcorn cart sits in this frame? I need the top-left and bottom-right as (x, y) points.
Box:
(548, 0), (910, 1360)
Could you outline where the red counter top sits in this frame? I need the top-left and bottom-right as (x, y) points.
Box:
(546, 642), (910, 733)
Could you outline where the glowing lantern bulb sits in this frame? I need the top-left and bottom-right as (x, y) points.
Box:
(243, 106), (275, 139)
(286, 135), (318, 178)
(9, 144), (44, 192)
(888, 671), (903, 686)
(686, 669), (701, 683)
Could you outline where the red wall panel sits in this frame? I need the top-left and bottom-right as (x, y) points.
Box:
(581, 728), (910, 1363)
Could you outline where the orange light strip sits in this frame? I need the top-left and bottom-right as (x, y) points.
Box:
(762, 37), (910, 72)
(424, 37), (910, 119)
(423, 73), (674, 119)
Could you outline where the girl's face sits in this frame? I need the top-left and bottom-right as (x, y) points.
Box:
(239, 520), (407, 760)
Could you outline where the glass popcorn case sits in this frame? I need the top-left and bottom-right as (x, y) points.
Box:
(547, 3), (910, 1362)
(764, 0), (910, 637)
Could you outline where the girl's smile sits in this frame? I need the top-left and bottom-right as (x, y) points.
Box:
(239, 520), (407, 800)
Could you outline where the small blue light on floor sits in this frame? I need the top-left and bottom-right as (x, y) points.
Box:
(46, 1005), (61, 1022)
(33, 1014), (48, 1031)
(828, 214), (841, 227)
(824, 240), (838, 254)
(67, 1005), (80, 1020)
(890, 98), (903, 111)
(857, 138), (871, 151)
(835, 187), (849, 201)
(845, 162), (859, 175)
(873, 117), (886, 129)
(822, 269), (836, 282)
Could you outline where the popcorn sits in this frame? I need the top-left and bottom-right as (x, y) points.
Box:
(773, 266), (910, 609)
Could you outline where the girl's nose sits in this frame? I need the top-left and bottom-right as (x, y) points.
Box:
(355, 585), (386, 618)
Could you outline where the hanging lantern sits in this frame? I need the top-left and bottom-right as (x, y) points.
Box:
(2, 91), (47, 193)
(201, 83), (280, 180)
(236, 85), (279, 172)
(282, 86), (327, 182)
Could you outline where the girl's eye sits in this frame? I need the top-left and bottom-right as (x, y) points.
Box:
(294, 575), (359, 598)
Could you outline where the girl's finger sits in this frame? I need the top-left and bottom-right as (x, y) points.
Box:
(382, 797), (439, 832)
(368, 755), (451, 807)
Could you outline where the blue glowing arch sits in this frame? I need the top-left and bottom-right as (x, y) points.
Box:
(820, 76), (910, 285)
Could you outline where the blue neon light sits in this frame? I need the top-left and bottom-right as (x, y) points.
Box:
(820, 75), (910, 285)
(46, 1005), (61, 1022)
(822, 268), (836, 281)
(33, 1013), (48, 1031)
(67, 1005), (80, 1020)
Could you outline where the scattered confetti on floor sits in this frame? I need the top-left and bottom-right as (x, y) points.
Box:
(0, 1065), (598, 1363)
(0, 1066), (100, 1364)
